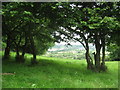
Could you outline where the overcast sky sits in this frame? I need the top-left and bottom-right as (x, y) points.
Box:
(55, 41), (82, 45)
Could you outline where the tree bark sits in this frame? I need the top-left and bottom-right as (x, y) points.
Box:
(22, 50), (25, 57)
(100, 35), (107, 71)
(85, 39), (94, 70)
(94, 32), (101, 71)
(4, 47), (10, 59)
(15, 35), (23, 63)
(15, 46), (21, 63)
(3, 35), (11, 59)
(95, 48), (101, 70)
(33, 54), (36, 60)
(86, 50), (94, 70)
(22, 36), (28, 57)
(30, 37), (36, 60)
(101, 35), (105, 65)
(29, 36), (37, 65)
(16, 46), (20, 56)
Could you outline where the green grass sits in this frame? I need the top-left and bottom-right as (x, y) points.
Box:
(2, 52), (118, 88)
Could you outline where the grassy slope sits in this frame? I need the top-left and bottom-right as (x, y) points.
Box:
(2, 52), (118, 88)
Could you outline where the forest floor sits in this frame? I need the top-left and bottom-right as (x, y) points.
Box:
(2, 52), (119, 88)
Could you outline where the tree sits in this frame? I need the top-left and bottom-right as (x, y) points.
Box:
(2, 2), (120, 71)
(2, 2), (56, 64)
(53, 2), (120, 72)
(107, 43), (120, 60)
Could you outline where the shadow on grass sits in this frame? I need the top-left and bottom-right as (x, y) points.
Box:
(2, 55), (106, 76)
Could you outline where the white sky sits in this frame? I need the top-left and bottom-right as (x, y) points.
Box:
(55, 41), (81, 45)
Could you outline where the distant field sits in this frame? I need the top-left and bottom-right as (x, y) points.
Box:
(2, 52), (118, 88)
(44, 49), (86, 60)
(44, 44), (110, 60)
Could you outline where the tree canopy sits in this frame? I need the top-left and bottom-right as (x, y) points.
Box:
(2, 2), (120, 71)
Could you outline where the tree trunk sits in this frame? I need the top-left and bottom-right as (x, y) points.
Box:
(33, 54), (36, 60)
(3, 35), (11, 59)
(16, 46), (20, 56)
(29, 36), (38, 65)
(22, 36), (28, 57)
(101, 35), (105, 65)
(15, 46), (20, 62)
(86, 50), (94, 70)
(95, 49), (101, 70)
(15, 36), (24, 63)
(22, 51), (25, 57)
(85, 39), (94, 70)
(94, 32), (101, 72)
(4, 47), (10, 59)
(101, 35), (107, 71)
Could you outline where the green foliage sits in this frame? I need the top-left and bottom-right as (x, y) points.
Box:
(2, 52), (118, 88)
(2, 2), (57, 56)
(35, 39), (54, 55)
(2, 2), (120, 71)
(107, 44), (120, 59)
(2, 42), (6, 51)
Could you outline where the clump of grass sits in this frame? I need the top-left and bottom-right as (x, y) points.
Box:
(2, 52), (118, 88)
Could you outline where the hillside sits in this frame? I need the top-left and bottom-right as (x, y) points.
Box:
(44, 44), (95, 60)
(48, 44), (95, 52)
(2, 52), (118, 88)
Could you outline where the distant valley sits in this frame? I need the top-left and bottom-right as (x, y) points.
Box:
(44, 44), (95, 60)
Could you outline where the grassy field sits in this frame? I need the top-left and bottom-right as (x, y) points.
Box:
(2, 52), (119, 88)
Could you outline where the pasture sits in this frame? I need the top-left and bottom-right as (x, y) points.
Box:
(2, 52), (118, 88)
